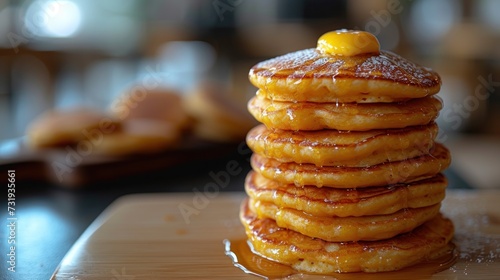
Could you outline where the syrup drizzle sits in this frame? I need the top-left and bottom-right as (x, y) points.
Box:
(224, 239), (458, 280)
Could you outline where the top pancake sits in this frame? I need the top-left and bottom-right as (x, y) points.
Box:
(249, 49), (441, 103)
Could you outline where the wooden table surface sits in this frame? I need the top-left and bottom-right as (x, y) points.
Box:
(50, 190), (500, 279)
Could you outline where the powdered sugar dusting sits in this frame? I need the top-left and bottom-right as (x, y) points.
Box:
(442, 193), (500, 276)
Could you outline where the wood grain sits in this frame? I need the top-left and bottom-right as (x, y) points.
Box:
(51, 191), (500, 279)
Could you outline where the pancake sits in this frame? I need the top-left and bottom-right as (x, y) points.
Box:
(27, 108), (120, 148)
(91, 119), (180, 156)
(250, 143), (450, 188)
(249, 49), (441, 103)
(247, 123), (438, 167)
(248, 94), (442, 131)
(240, 200), (454, 273)
(249, 198), (441, 242)
(246, 171), (447, 217)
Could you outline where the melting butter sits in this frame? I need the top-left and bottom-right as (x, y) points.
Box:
(317, 30), (380, 56)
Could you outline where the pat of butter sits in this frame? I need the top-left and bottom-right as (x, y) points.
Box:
(317, 30), (380, 56)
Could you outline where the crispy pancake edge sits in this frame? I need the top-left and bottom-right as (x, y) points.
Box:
(240, 199), (454, 273)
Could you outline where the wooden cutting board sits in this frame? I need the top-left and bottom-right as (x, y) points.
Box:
(51, 191), (500, 279)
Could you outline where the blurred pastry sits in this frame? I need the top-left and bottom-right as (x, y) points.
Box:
(92, 119), (181, 156)
(110, 86), (191, 131)
(189, 120), (247, 143)
(26, 107), (120, 148)
(83, 86), (192, 156)
(183, 81), (256, 142)
(27, 87), (187, 157)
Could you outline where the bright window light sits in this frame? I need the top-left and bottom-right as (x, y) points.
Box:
(25, 0), (82, 38)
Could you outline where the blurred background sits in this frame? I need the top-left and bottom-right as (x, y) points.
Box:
(0, 0), (499, 188)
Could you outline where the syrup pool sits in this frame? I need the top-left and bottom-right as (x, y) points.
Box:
(224, 239), (458, 280)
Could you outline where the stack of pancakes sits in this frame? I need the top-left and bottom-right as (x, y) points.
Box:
(240, 31), (454, 273)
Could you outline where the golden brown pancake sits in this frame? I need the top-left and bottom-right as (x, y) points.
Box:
(246, 171), (447, 217)
(249, 49), (441, 103)
(250, 143), (450, 188)
(247, 123), (438, 167)
(27, 108), (120, 148)
(249, 198), (440, 242)
(248, 94), (442, 131)
(240, 200), (454, 273)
